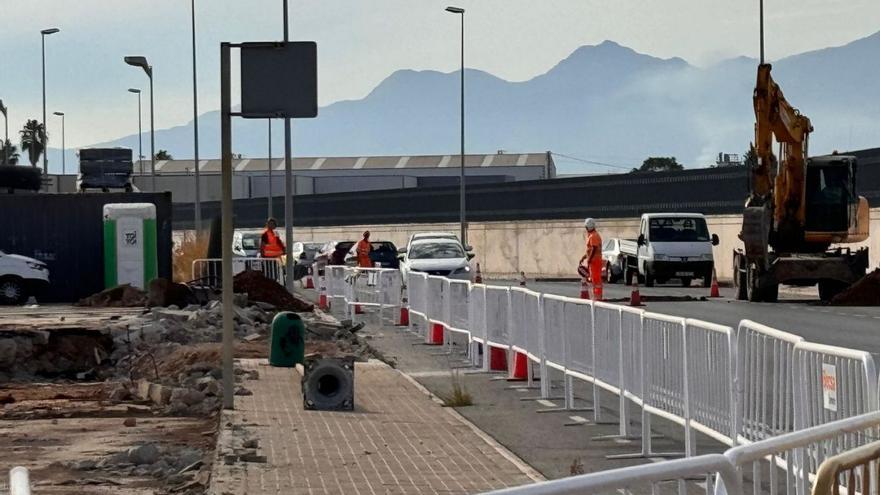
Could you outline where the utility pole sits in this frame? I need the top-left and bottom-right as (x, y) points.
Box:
(191, 0), (202, 232)
(282, 0), (295, 291)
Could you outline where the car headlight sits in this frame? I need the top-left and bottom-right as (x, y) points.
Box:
(653, 254), (668, 261)
(26, 262), (45, 270)
(701, 253), (714, 261)
(452, 266), (471, 274)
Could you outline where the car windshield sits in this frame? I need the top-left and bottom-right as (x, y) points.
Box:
(303, 243), (322, 257)
(336, 242), (355, 252)
(409, 243), (464, 259)
(649, 217), (710, 242)
(241, 234), (261, 250)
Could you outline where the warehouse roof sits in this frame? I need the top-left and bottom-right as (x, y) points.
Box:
(136, 152), (553, 174)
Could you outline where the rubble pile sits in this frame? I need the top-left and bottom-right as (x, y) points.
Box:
(0, 330), (113, 379)
(831, 269), (880, 306)
(76, 284), (147, 307)
(61, 443), (208, 491)
(234, 269), (314, 312)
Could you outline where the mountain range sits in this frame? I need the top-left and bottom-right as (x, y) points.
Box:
(45, 31), (880, 175)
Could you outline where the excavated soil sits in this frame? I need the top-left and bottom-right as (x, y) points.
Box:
(831, 269), (880, 306)
(233, 270), (314, 312)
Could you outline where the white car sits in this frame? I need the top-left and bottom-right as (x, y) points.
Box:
(636, 213), (719, 287)
(0, 250), (50, 305)
(400, 239), (474, 281)
(232, 231), (263, 258)
(403, 232), (465, 255)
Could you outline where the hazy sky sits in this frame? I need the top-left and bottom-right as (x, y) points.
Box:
(1, 0), (878, 148)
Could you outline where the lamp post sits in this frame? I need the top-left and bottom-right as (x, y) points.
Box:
(124, 56), (155, 191)
(267, 119), (273, 218)
(0, 99), (8, 166)
(53, 112), (65, 175)
(41, 28), (60, 176)
(190, 0), (202, 231)
(445, 6), (466, 246)
(128, 89), (143, 174)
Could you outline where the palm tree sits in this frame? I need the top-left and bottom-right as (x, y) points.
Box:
(20, 120), (47, 167)
(0, 139), (20, 165)
(155, 149), (172, 160)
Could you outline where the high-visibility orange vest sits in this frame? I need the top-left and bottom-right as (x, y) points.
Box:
(587, 230), (603, 269)
(261, 229), (285, 258)
(356, 239), (372, 267)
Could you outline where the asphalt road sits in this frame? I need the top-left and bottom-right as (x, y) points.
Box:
(491, 279), (880, 355)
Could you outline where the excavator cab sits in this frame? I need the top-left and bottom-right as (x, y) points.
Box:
(804, 155), (857, 233)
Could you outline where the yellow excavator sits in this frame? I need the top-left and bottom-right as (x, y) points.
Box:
(733, 63), (870, 302)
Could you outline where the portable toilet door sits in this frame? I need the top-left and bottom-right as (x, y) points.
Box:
(103, 203), (158, 289)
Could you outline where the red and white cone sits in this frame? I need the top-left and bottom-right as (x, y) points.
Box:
(474, 263), (483, 284)
(489, 347), (508, 371)
(630, 275), (642, 307)
(305, 266), (315, 289)
(427, 323), (444, 345)
(508, 351), (528, 381)
(397, 297), (410, 326)
(318, 281), (328, 309)
(709, 267), (721, 298)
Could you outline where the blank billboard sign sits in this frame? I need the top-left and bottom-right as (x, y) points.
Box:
(240, 41), (317, 119)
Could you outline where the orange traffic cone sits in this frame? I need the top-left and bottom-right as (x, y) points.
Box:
(508, 351), (528, 381)
(427, 323), (444, 345)
(474, 263), (483, 284)
(630, 274), (642, 307)
(397, 297), (410, 326)
(318, 282), (328, 309)
(709, 267), (721, 298)
(489, 347), (508, 371)
(305, 266), (315, 289)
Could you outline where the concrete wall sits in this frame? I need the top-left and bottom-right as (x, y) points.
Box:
(283, 208), (880, 281)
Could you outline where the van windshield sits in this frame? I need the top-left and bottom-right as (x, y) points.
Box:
(649, 217), (710, 242)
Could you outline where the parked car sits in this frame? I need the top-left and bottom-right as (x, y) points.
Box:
(232, 231), (263, 258)
(291, 241), (323, 279)
(0, 250), (50, 305)
(314, 240), (355, 271)
(344, 241), (400, 269)
(399, 239), (474, 281)
(402, 232), (466, 255)
(602, 238), (638, 283)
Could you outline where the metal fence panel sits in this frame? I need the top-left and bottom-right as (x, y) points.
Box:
(406, 272), (429, 337)
(563, 298), (593, 380)
(593, 302), (622, 393)
(445, 280), (470, 334)
(685, 318), (736, 446)
(735, 320), (803, 445)
(468, 284), (487, 344)
(524, 292), (543, 362)
(642, 312), (687, 424)
(508, 288), (531, 353)
(485, 286), (510, 348)
(426, 276), (446, 324)
(620, 306), (644, 405)
(542, 295), (567, 370)
(192, 257), (284, 288)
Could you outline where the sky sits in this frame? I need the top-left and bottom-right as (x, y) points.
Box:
(1, 0), (878, 149)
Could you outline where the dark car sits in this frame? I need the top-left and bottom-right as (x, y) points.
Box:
(345, 241), (400, 269)
(329, 241), (355, 265)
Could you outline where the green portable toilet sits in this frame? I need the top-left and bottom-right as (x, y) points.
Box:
(103, 203), (158, 290)
(270, 312), (305, 367)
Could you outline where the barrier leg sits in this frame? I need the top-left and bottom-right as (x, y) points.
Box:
(593, 393), (640, 441)
(536, 374), (593, 413)
(520, 360), (564, 401)
(606, 409), (682, 459)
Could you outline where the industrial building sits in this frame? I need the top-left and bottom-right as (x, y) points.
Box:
(129, 152), (555, 203)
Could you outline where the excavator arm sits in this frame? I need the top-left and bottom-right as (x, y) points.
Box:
(751, 63), (814, 250)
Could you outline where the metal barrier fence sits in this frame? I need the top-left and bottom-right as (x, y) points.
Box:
(311, 267), (880, 492)
(812, 439), (880, 495)
(191, 257), (284, 287)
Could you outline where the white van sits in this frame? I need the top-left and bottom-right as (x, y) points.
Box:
(0, 250), (50, 304)
(636, 213), (719, 287)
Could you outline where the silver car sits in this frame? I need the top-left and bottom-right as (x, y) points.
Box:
(400, 239), (474, 281)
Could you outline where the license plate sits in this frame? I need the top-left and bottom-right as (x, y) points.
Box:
(675, 271), (694, 277)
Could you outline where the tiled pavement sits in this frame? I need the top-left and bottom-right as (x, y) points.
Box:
(210, 359), (543, 494)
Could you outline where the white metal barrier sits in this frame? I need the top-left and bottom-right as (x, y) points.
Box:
(191, 257), (284, 287)
(735, 320), (804, 445)
(326, 265), (348, 317)
(468, 284), (488, 368)
(342, 268), (403, 324)
(9, 467), (31, 495)
(684, 319), (737, 449)
(406, 272), (429, 338)
(485, 286), (511, 350)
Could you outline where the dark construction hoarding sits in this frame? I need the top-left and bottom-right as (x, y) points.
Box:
(0, 192), (173, 302)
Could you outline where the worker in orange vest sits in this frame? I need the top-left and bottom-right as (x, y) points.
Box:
(356, 231), (373, 268)
(259, 218), (286, 258)
(580, 218), (603, 300)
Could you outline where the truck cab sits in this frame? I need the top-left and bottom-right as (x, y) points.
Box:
(636, 213), (719, 287)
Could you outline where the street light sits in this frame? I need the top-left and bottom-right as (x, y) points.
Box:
(128, 89), (143, 175)
(53, 112), (65, 175)
(41, 27), (60, 176)
(0, 99), (8, 166)
(445, 6), (466, 246)
(124, 56), (155, 192)
(190, 0), (202, 232)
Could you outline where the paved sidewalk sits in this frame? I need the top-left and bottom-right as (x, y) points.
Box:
(210, 358), (542, 495)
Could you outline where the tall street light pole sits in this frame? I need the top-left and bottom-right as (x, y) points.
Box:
(53, 112), (65, 175)
(268, 119), (273, 218)
(445, 7), (466, 246)
(124, 56), (155, 192)
(128, 89), (143, 174)
(191, 0), (202, 232)
(0, 99), (8, 166)
(282, 0), (294, 291)
(41, 28), (60, 176)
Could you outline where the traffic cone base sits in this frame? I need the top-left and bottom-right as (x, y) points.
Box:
(355, 304), (364, 315)
(427, 323), (444, 345)
(630, 276), (643, 307)
(474, 263), (483, 284)
(580, 279), (590, 300)
(305, 276), (315, 289)
(508, 352), (528, 381)
(319, 293), (328, 310)
(489, 347), (508, 371)
(397, 307), (410, 326)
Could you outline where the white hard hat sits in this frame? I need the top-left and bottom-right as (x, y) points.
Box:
(584, 218), (596, 230)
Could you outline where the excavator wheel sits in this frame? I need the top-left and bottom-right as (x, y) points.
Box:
(746, 264), (777, 303)
(818, 280), (848, 302)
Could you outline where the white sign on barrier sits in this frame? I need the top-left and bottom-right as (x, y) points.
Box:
(822, 363), (837, 412)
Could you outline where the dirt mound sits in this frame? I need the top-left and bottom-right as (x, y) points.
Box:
(233, 269), (314, 312)
(77, 284), (147, 308)
(831, 269), (880, 306)
(147, 278), (197, 308)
